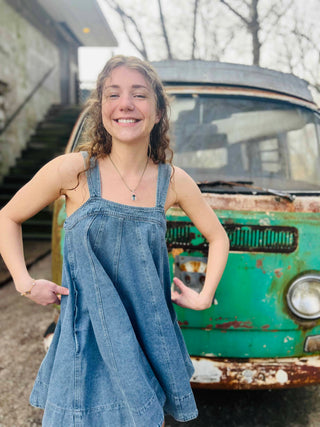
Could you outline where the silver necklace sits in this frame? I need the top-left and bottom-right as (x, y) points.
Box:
(109, 155), (149, 201)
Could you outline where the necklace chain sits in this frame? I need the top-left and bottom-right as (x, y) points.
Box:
(108, 155), (149, 201)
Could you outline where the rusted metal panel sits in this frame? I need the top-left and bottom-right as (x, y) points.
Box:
(190, 356), (320, 389)
(169, 194), (320, 214)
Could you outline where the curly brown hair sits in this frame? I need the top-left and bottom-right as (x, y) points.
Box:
(78, 55), (172, 165)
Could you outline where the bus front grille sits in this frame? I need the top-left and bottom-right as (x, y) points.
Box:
(166, 222), (298, 253)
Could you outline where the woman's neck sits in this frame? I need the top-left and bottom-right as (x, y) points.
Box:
(109, 142), (150, 172)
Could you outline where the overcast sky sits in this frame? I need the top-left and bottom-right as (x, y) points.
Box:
(78, 0), (320, 88)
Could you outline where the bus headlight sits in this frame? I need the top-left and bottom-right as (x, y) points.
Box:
(287, 275), (320, 320)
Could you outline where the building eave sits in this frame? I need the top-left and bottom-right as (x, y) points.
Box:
(37, 0), (117, 47)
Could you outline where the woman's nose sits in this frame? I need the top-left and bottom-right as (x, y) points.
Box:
(119, 94), (134, 111)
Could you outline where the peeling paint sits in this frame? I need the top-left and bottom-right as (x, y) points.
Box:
(242, 369), (254, 383)
(178, 321), (189, 327)
(274, 268), (283, 278)
(190, 356), (320, 389)
(276, 369), (288, 383)
(202, 193), (320, 213)
(191, 358), (223, 383)
(215, 320), (253, 330)
(256, 259), (266, 274)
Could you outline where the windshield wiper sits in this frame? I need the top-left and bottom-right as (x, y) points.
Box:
(197, 180), (295, 202)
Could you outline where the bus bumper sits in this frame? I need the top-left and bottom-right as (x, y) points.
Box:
(190, 355), (320, 389)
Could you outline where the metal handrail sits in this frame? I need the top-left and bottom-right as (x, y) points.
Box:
(0, 65), (56, 136)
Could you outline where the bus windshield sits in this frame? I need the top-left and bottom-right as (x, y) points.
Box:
(170, 94), (320, 193)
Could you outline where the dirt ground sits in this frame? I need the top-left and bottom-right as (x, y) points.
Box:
(0, 255), (53, 427)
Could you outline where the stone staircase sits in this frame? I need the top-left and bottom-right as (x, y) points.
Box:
(0, 104), (82, 239)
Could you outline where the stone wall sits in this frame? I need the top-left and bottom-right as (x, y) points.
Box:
(0, 0), (61, 179)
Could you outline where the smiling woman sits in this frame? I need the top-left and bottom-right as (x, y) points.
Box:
(0, 55), (229, 426)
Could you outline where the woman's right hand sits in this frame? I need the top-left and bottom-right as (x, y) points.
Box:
(23, 279), (69, 306)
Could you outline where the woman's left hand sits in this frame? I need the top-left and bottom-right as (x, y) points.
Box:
(171, 277), (213, 311)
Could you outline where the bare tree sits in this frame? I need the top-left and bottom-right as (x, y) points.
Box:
(102, 0), (320, 99)
(104, 0), (149, 59)
(219, 0), (261, 65)
(191, 0), (199, 59)
(157, 0), (173, 59)
(279, 5), (320, 98)
(103, 0), (205, 61)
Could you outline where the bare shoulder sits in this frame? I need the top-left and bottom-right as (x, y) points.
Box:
(51, 152), (86, 191)
(171, 165), (200, 195)
(166, 165), (201, 210)
(54, 152), (85, 173)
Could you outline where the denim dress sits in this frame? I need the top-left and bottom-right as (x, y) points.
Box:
(30, 153), (198, 426)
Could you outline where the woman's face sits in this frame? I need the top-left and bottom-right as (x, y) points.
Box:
(101, 66), (160, 146)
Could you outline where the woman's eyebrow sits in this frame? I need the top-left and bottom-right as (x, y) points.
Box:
(104, 84), (120, 90)
(132, 84), (149, 90)
(104, 84), (150, 90)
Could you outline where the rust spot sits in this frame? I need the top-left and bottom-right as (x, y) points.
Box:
(262, 325), (270, 329)
(178, 320), (189, 326)
(215, 320), (253, 329)
(274, 268), (283, 278)
(202, 324), (213, 330)
(256, 259), (266, 274)
(171, 248), (184, 258)
(179, 261), (204, 272)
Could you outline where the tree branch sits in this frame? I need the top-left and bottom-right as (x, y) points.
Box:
(157, 0), (173, 59)
(219, 0), (250, 25)
(191, 0), (200, 59)
(104, 0), (149, 59)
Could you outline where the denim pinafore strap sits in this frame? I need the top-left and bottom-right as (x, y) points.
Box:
(30, 152), (198, 427)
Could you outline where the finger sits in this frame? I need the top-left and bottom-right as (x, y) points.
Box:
(173, 277), (186, 290)
(55, 285), (69, 295)
(171, 290), (180, 300)
(171, 290), (184, 305)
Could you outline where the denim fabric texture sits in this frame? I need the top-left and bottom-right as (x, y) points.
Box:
(30, 152), (198, 426)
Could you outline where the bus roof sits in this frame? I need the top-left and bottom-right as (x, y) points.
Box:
(152, 60), (314, 104)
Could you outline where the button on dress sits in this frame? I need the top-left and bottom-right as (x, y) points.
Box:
(30, 152), (198, 426)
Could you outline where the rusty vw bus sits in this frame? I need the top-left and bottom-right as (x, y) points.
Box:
(52, 61), (320, 389)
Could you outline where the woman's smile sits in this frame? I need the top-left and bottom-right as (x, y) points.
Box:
(114, 117), (142, 125)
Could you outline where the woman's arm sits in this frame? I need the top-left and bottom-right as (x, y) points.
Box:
(0, 153), (83, 305)
(169, 167), (229, 311)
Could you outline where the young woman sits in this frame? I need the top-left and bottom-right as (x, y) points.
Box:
(0, 55), (229, 426)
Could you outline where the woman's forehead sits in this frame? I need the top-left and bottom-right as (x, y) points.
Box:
(104, 66), (152, 90)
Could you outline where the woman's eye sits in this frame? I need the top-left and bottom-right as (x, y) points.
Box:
(134, 94), (146, 99)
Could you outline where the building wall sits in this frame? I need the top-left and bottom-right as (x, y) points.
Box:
(0, 0), (61, 179)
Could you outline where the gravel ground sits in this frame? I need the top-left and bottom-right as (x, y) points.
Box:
(0, 255), (53, 427)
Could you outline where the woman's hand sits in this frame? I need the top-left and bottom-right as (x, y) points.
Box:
(24, 279), (69, 306)
(171, 277), (213, 311)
